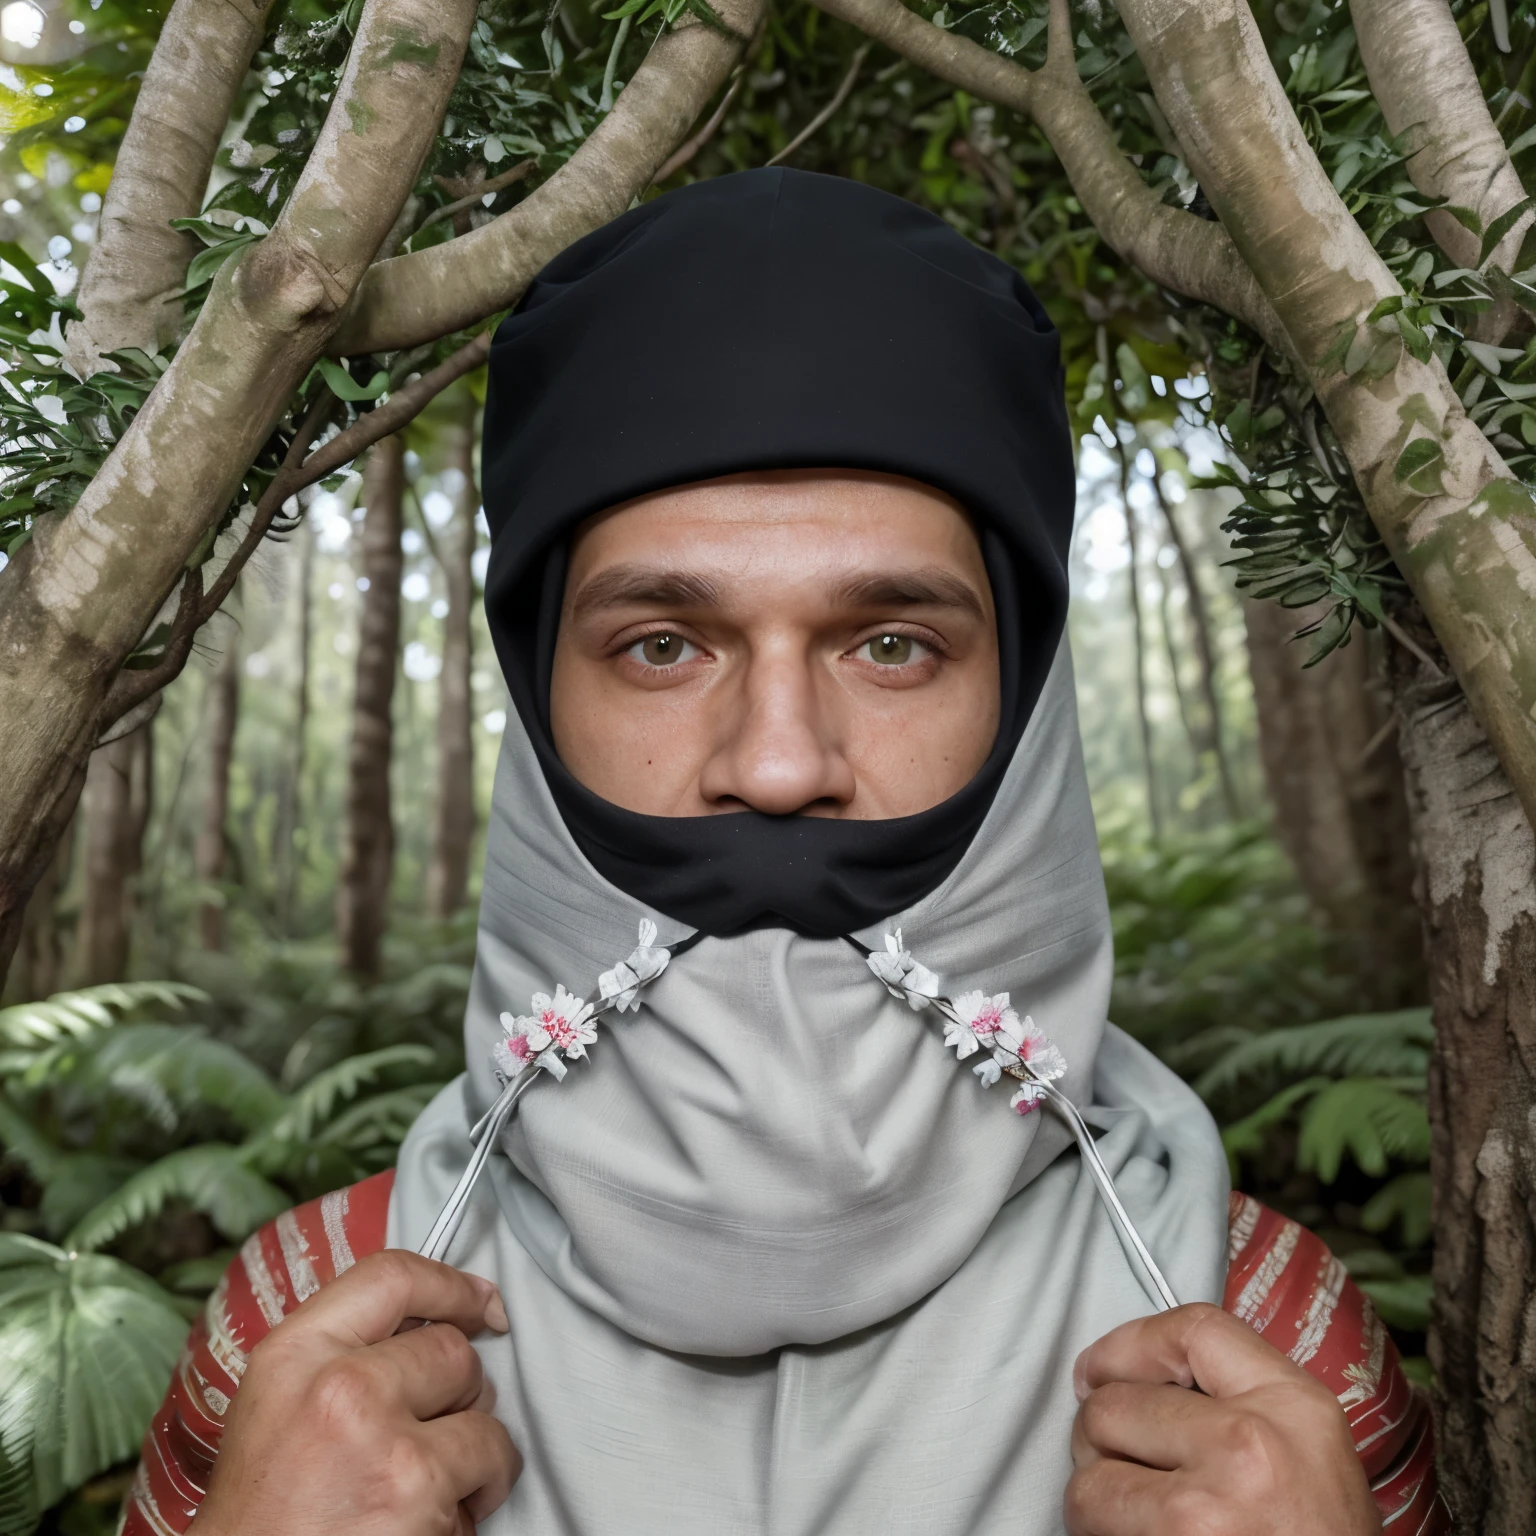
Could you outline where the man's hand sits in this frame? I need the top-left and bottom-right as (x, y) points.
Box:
(191, 1250), (521, 1536)
(1065, 1302), (1380, 1536)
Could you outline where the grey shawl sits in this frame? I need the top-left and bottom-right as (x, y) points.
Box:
(389, 644), (1229, 1534)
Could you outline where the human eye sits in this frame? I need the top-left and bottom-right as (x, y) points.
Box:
(857, 632), (935, 667)
(625, 631), (701, 668)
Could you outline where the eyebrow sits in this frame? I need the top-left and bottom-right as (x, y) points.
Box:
(570, 567), (722, 619)
(830, 568), (988, 620)
(568, 562), (987, 621)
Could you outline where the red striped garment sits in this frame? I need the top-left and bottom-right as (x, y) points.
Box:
(121, 1176), (1451, 1534)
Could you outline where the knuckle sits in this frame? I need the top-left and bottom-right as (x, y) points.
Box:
(379, 1435), (439, 1507)
(1220, 1410), (1278, 1487)
(1160, 1484), (1231, 1536)
(309, 1355), (379, 1427)
(1077, 1384), (1122, 1444)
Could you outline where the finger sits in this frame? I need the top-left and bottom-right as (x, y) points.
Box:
(1074, 1302), (1301, 1401)
(364, 1317), (490, 1420)
(1063, 1457), (1169, 1536)
(1072, 1381), (1230, 1472)
(278, 1250), (509, 1349)
(419, 1409), (522, 1522)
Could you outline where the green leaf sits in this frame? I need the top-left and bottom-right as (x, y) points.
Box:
(1393, 436), (1444, 493)
(1298, 1077), (1430, 1183)
(1354, 1273), (1433, 1332)
(257, 1043), (435, 1147)
(1507, 125), (1536, 158)
(316, 357), (389, 402)
(1479, 196), (1535, 268)
(1195, 1009), (1432, 1100)
(65, 1144), (290, 1252)
(1219, 1077), (1331, 1181)
(1440, 205), (1483, 236)
(183, 233), (259, 292)
(1361, 1170), (1433, 1248)
(0, 983), (204, 1057)
(0, 241), (45, 295)
(0, 1234), (186, 1523)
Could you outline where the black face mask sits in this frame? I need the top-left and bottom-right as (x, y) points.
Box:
(480, 169), (1076, 938)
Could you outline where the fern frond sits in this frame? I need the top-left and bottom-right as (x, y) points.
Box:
(0, 983), (204, 1056)
(64, 1144), (289, 1253)
(0, 1094), (67, 1185)
(1361, 1170), (1433, 1249)
(30, 1024), (285, 1136)
(259, 1044), (436, 1147)
(1194, 1009), (1432, 1101)
(1220, 1076), (1331, 1180)
(315, 1082), (442, 1153)
(0, 1234), (186, 1520)
(1298, 1076), (1430, 1183)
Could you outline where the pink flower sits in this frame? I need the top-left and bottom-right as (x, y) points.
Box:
(493, 1010), (552, 1080)
(945, 989), (1022, 1059)
(529, 985), (597, 1058)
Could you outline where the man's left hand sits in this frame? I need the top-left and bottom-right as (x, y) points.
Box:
(1065, 1302), (1381, 1535)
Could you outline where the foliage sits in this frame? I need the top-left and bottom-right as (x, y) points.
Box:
(0, 972), (456, 1530)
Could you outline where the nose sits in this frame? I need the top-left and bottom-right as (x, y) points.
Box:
(696, 645), (857, 816)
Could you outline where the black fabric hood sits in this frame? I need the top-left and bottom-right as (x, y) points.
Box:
(480, 167), (1076, 937)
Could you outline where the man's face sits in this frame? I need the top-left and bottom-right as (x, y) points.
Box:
(550, 470), (1000, 818)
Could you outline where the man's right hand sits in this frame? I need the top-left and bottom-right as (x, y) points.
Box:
(189, 1250), (521, 1536)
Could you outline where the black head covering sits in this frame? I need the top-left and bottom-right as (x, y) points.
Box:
(481, 168), (1075, 938)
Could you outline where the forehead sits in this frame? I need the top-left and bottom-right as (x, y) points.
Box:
(567, 470), (983, 580)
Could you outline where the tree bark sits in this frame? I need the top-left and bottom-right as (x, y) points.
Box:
(11, 820), (74, 1003)
(66, 0), (281, 372)
(427, 409), (477, 919)
(1113, 0), (1536, 841)
(74, 720), (153, 986)
(1391, 611), (1536, 1533)
(1352, 0), (1532, 342)
(337, 437), (404, 979)
(0, 0), (477, 990)
(1244, 598), (1423, 1007)
(273, 517), (314, 935)
(194, 632), (240, 952)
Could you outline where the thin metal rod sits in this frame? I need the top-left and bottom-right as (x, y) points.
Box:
(419, 1068), (539, 1263)
(1041, 1081), (1180, 1311)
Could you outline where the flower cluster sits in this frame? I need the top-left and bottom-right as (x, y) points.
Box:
(866, 932), (1068, 1116)
(492, 920), (671, 1086)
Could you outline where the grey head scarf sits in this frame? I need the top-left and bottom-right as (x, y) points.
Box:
(389, 169), (1229, 1534)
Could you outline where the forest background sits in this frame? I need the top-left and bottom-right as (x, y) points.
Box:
(0, 0), (1526, 1532)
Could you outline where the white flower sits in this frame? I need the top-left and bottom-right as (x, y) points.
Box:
(492, 1009), (552, 1079)
(945, 990), (1020, 1060)
(598, 919), (670, 1012)
(992, 1015), (1067, 1114)
(867, 929), (941, 1011)
(526, 984), (597, 1059)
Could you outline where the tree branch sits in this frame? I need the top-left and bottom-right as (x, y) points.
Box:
(66, 0), (280, 373)
(809, 0), (1288, 353)
(766, 41), (870, 166)
(1353, 0), (1532, 341)
(331, 0), (767, 355)
(1115, 0), (1536, 834)
(416, 158), (537, 236)
(0, 0), (478, 964)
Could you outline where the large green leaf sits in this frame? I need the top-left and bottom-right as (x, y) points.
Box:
(65, 1144), (289, 1253)
(1298, 1077), (1431, 1183)
(0, 983), (204, 1062)
(0, 1235), (186, 1532)
(1194, 1010), (1432, 1101)
(256, 1043), (435, 1147)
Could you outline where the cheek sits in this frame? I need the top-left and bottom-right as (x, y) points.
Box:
(549, 647), (714, 813)
(839, 653), (1001, 813)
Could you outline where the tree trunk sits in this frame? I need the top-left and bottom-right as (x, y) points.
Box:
(1243, 598), (1422, 1007)
(11, 819), (74, 1003)
(273, 516), (315, 934)
(74, 720), (154, 986)
(1391, 610), (1536, 1533)
(194, 633), (240, 951)
(337, 436), (404, 978)
(427, 410), (478, 919)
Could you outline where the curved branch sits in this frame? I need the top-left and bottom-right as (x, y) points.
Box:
(331, 0), (766, 355)
(809, 0), (1287, 353)
(767, 41), (870, 166)
(1116, 0), (1536, 836)
(1353, 0), (1532, 340)
(67, 0), (280, 373)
